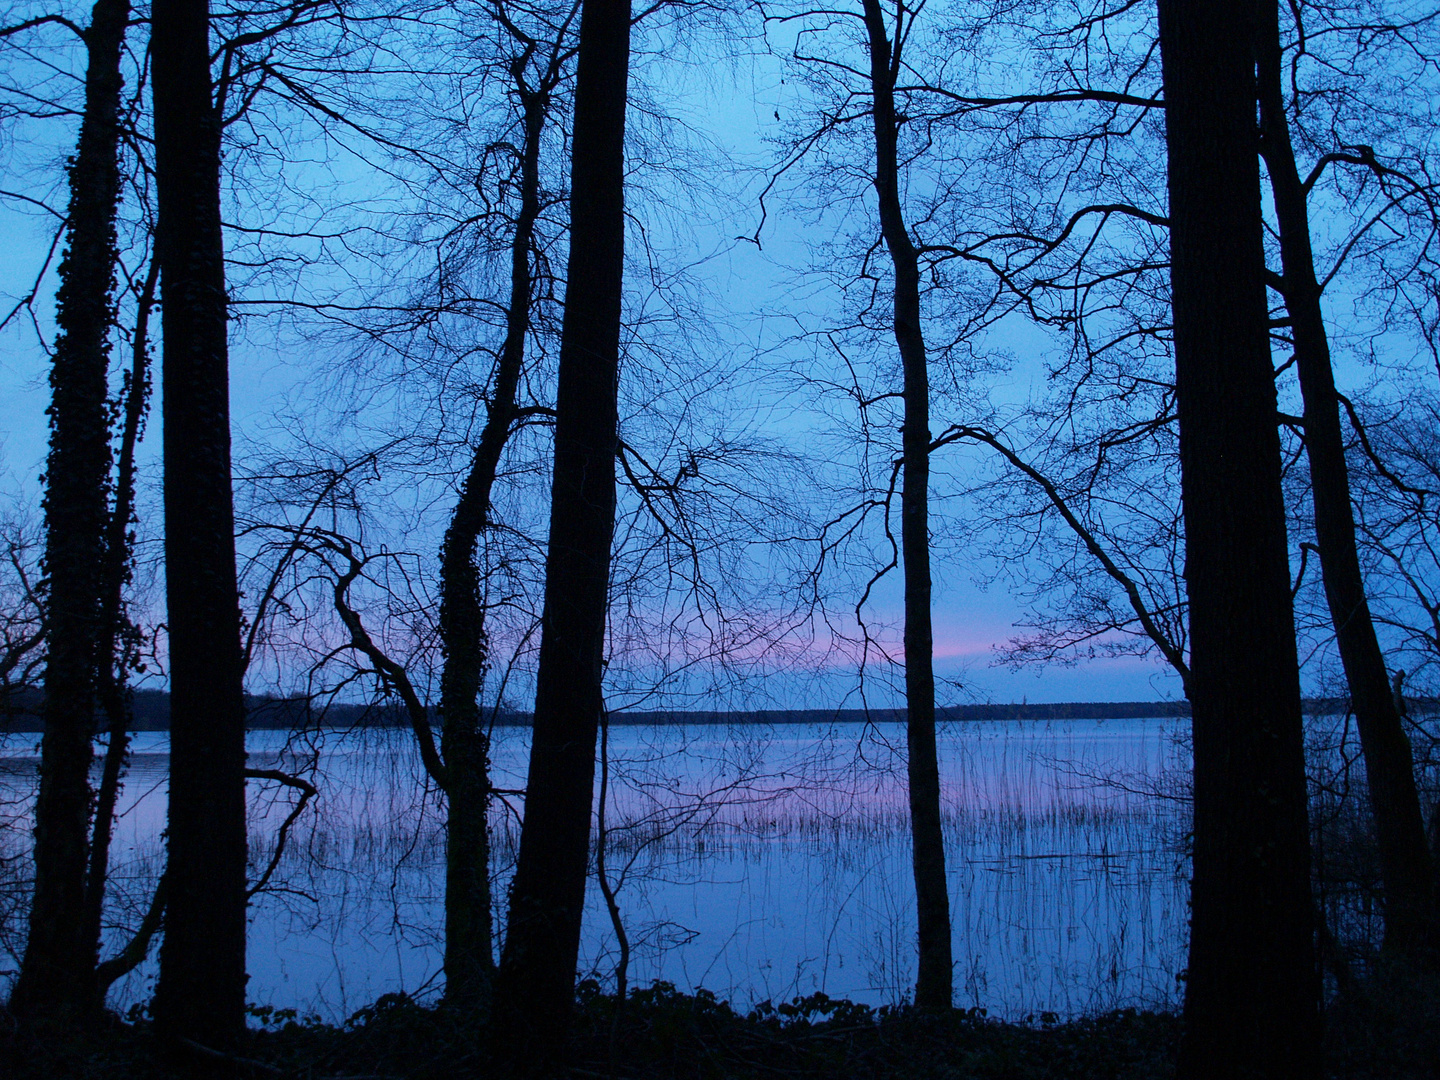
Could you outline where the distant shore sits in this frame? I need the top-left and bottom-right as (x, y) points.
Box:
(1, 688), (1428, 734)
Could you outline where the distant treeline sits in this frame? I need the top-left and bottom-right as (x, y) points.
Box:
(2, 689), (1432, 734)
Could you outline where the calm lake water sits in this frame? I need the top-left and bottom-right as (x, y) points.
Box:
(0, 718), (1192, 1021)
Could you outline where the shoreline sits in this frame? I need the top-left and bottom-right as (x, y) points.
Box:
(2, 690), (1429, 733)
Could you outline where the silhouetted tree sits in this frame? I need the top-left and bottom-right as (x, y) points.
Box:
(1256, 0), (1438, 965)
(149, 0), (249, 1050)
(84, 255), (158, 1009)
(495, 0), (631, 1062)
(856, 0), (951, 1009)
(8, 0), (132, 1024)
(437, 0), (577, 1011)
(1157, 1), (1322, 1076)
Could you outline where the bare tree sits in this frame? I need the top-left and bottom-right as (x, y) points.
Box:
(495, 0), (631, 1063)
(150, 0), (250, 1049)
(0, 523), (45, 723)
(853, 0), (951, 1009)
(1255, 0), (1438, 965)
(1158, 1), (1321, 1076)
(83, 253), (159, 1009)
(435, 0), (578, 1011)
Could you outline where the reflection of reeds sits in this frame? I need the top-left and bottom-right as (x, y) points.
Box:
(1, 719), (1197, 1022)
(578, 800), (1174, 859)
(5, 712), (1426, 1021)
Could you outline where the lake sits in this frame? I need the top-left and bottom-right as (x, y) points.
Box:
(0, 718), (1193, 1022)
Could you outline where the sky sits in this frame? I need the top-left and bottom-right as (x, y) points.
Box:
(7, 1), (1392, 711)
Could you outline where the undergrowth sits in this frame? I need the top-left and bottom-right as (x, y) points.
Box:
(2, 973), (1432, 1079)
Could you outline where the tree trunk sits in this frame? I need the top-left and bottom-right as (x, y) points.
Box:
(438, 83), (549, 1014)
(83, 256), (156, 1008)
(859, 0), (952, 1010)
(1157, 1), (1322, 1076)
(1255, 0), (1439, 965)
(495, 0), (629, 1064)
(10, 0), (131, 1023)
(150, 0), (249, 1049)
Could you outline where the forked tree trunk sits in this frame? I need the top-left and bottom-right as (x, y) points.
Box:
(859, 0), (952, 1010)
(438, 84), (550, 1014)
(10, 0), (131, 1023)
(150, 0), (249, 1049)
(1255, 0), (1439, 965)
(1157, 1), (1322, 1076)
(495, 0), (630, 1064)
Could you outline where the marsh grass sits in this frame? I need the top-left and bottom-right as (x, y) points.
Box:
(12, 714), (1421, 1027)
(0, 720), (1195, 1021)
(1303, 710), (1440, 989)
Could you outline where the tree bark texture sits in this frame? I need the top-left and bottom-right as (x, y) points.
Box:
(860, 0), (952, 1011)
(1255, 0), (1438, 964)
(1157, 1), (1322, 1077)
(150, 0), (249, 1049)
(10, 0), (131, 1023)
(495, 0), (629, 1063)
(438, 78), (549, 1013)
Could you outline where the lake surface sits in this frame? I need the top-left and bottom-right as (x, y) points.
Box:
(0, 718), (1192, 1021)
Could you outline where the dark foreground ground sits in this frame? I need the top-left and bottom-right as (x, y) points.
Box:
(1, 975), (1435, 1079)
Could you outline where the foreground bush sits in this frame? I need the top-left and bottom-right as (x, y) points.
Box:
(1, 973), (1430, 1079)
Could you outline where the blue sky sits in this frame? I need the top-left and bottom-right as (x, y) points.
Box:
(0, 2), (1327, 709)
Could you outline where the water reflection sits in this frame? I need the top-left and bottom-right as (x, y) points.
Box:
(0, 718), (1192, 1021)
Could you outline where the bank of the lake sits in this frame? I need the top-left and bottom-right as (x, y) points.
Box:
(11, 690), (1425, 732)
(4, 973), (1437, 1079)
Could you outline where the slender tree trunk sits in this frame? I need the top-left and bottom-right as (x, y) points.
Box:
(495, 0), (629, 1063)
(1255, 0), (1439, 965)
(83, 256), (156, 1005)
(1157, 1), (1322, 1076)
(10, 0), (131, 1023)
(439, 87), (549, 1014)
(150, 0), (249, 1049)
(859, 0), (951, 1010)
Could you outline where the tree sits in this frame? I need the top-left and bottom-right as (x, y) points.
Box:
(437, 0), (577, 1010)
(886, 0), (1437, 983)
(1255, 0), (1438, 965)
(149, 0), (250, 1049)
(215, 0), (578, 1012)
(855, 0), (950, 1009)
(1156, 1), (1322, 1076)
(906, 3), (1178, 692)
(495, 0), (631, 1062)
(7, 0), (132, 1024)
(84, 254), (160, 1010)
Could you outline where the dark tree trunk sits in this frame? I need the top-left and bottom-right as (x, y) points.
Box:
(1255, 0), (1439, 965)
(438, 83), (549, 1013)
(860, 0), (951, 1010)
(10, 0), (131, 1023)
(83, 256), (156, 1007)
(495, 0), (629, 1063)
(1157, 1), (1322, 1076)
(149, 0), (249, 1049)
